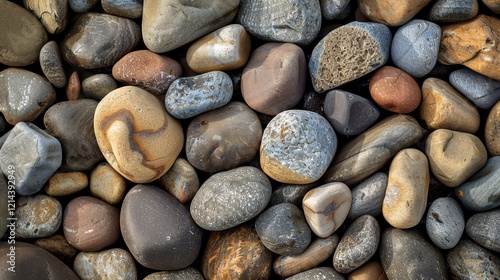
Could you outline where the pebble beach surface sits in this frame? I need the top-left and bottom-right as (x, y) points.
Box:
(1, 0), (500, 279)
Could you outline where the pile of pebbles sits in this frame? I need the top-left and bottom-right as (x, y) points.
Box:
(0, 0), (499, 279)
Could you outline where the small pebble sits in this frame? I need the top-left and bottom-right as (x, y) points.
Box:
(69, 0), (98, 13)
(39, 41), (67, 88)
(44, 172), (88, 196)
(447, 239), (500, 279)
(73, 248), (137, 280)
(465, 209), (500, 253)
(270, 183), (318, 206)
(102, 0), (143, 19)
(286, 267), (345, 280)
(429, 0), (478, 23)
(16, 194), (62, 238)
(426, 197), (465, 249)
(320, 0), (350, 20)
(358, 0), (433, 26)
(486, 101), (500, 155)
(89, 162), (127, 205)
(159, 158), (199, 204)
(144, 268), (204, 280)
(82, 74), (118, 101)
(483, 0), (500, 13)
(347, 260), (388, 280)
(449, 68), (500, 110)
(66, 71), (81, 100)
(34, 234), (78, 261)
(348, 172), (388, 220)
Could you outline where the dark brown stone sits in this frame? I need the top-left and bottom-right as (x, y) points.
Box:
(34, 234), (78, 261)
(66, 71), (81, 100)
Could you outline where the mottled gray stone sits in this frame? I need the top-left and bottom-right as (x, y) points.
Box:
(0, 122), (62, 196)
(348, 172), (387, 220)
(447, 239), (500, 279)
(102, 0), (143, 18)
(165, 71), (233, 119)
(121, 184), (203, 270)
(144, 268), (204, 280)
(39, 41), (67, 88)
(69, 0), (98, 12)
(190, 166), (272, 231)
(455, 156), (500, 211)
(426, 197), (465, 249)
(255, 203), (311, 256)
(320, 0), (350, 20)
(82, 74), (118, 101)
(0, 175), (7, 238)
(286, 267), (345, 280)
(391, 20), (441, 78)
(16, 194), (62, 238)
(449, 68), (500, 109)
(429, 0), (478, 23)
(270, 183), (318, 206)
(73, 248), (137, 280)
(333, 215), (380, 273)
(466, 209), (500, 253)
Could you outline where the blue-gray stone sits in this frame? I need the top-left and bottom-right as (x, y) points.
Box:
(426, 197), (465, 249)
(447, 239), (500, 279)
(102, 0), (143, 19)
(429, 0), (478, 23)
(0, 122), (62, 196)
(69, 0), (98, 13)
(16, 194), (62, 238)
(466, 209), (500, 253)
(348, 172), (387, 219)
(391, 20), (441, 78)
(449, 68), (500, 109)
(165, 71), (233, 119)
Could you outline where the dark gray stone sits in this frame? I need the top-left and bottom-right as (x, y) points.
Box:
(102, 0), (143, 18)
(144, 267), (204, 280)
(429, 0), (478, 23)
(348, 172), (387, 219)
(286, 267), (345, 280)
(190, 166), (272, 231)
(466, 209), (500, 253)
(255, 203), (311, 256)
(320, 0), (350, 20)
(449, 68), (500, 109)
(426, 197), (465, 249)
(68, 0), (98, 13)
(82, 74), (118, 101)
(39, 41), (66, 88)
(270, 182), (318, 206)
(16, 194), (62, 238)
(447, 239), (500, 279)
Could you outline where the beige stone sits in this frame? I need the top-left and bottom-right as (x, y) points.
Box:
(348, 260), (388, 280)
(23, 0), (68, 34)
(44, 172), (88, 196)
(383, 148), (429, 229)
(420, 77), (480, 133)
(358, 0), (433, 26)
(90, 162), (127, 205)
(159, 158), (199, 204)
(425, 129), (488, 187)
(485, 101), (500, 156)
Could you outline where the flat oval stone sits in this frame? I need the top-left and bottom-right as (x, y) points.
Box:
(260, 110), (337, 184)
(112, 50), (182, 96)
(73, 248), (137, 280)
(165, 71), (233, 119)
(449, 68), (500, 110)
(40, 41), (67, 88)
(102, 0), (143, 18)
(61, 13), (141, 69)
(16, 194), (62, 238)
(0, 176), (7, 237)
(63, 196), (120, 251)
(270, 183), (318, 206)
(486, 101), (500, 155)
(320, 0), (350, 20)
(159, 158), (199, 204)
(241, 43), (306, 115)
(0, 242), (79, 280)
(439, 15), (500, 80)
(0, 1), (48, 66)
(391, 20), (441, 78)
(383, 148), (429, 229)
(190, 166), (272, 231)
(426, 129), (487, 187)
(142, 0), (239, 53)
(347, 260), (388, 280)
(466, 209), (500, 253)
(66, 71), (81, 101)
(255, 203), (312, 256)
(44, 99), (104, 171)
(121, 185), (203, 270)
(334, 215), (380, 273)
(144, 268), (204, 280)
(286, 267), (345, 280)
(23, 0), (68, 34)
(69, 0), (98, 12)
(0, 68), (56, 125)
(323, 114), (424, 186)
(310, 21), (391, 92)
(380, 228), (447, 280)
(429, 0), (478, 23)
(186, 102), (261, 173)
(419, 77), (480, 134)
(324, 89), (380, 135)
(201, 223), (273, 280)
(94, 86), (184, 183)
(447, 239), (500, 279)
(89, 162), (127, 205)
(426, 197), (465, 249)
(348, 172), (387, 220)
(358, 0), (433, 26)
(82, 74), (118, 101)
(237, 0), (321, 45)
(187, 24), (251, 73)
(44, 172), (88, 196)
(274, 235), (339, 277)
(34, 234), (78, 261)
(303, 182), (351, 237)
(0, 122), (62, 196)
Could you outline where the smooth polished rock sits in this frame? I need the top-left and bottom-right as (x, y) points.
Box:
(186, 102), (261, 172)
(274, 235), (339, 277)
(44, 99), (103, 171)
(61, 13), (141, 69)
(255, 203), (312, 256)
(190, 166), (271, 231)
(450, 68), (500, 110)
(73, 248), (137, 280)
(419, 77), (480, 133)
(121, 185), (203, 270)
(429, 0), (478, 23)
(187, 24), (252, 73)
(241, 43), (306, 115)
(324, 89), (380, 135)
(0, 1), (48, 66)
(483, 0), (500, 13)
(23, 0), (68, 34)
(426, 197), (465, 249)
(94, 86), (184, 183)
(66, 71), (81, 100)
(39, 41), (67, 88)
(260, 110), (337, 184)
(348, 172), (388, 220)
(310, 21), (391, 92)
(202, 223), (273, 280)
(89, 162), (126, 205)
(447, 239), (500, 279)
(303, 182), (351, 237)
(144, 268), (204, 280)
(286, 267), (345, 280)
(112, 49), (182, 96)
(142, 0), (239, 53)
(165, 71), (233, 119)
(0, 122), (62, 196)
(486, 101), (500, 155)
(347, 260), (388, 280)
(439, 15), (500, 80)
(16, 194), (62, 238)
(270, 183), (318, 206)
(34, 234), (77, 261)
(426, 129), (487, 187)
(69, 0), (98, 12)
(466, 209), (500, 253)
(82, 74), (117, 101)
(237, 0), (321, 45)
(320, 0), (350, 20)
(358, 0), (433, 26)
(0, 68), (56, 125)
(159, 158), (199, 204)
(323, 114), (424, 186)
(102, 0), (143, 18)
(44, 172), (88, 196)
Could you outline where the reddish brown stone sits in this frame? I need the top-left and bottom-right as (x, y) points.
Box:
(66, 71), (81, 100)
(485, 101), (500, 156)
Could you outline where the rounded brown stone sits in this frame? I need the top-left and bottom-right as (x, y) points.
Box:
(483, 0), (500, 13)
(34, 234), (78, 261)
(347, 260), (388, 280)
(66, 71), (81, 101)
(63, 196), (120, 251)
(44, 172), (88, 196)
(369, 66), (421, 113)
(358, 0), (434, 26)
(159, 158), (199, 203)
(90, 162), (127, 205)
(39, 41), (67, 88)
(485, 101), (500, 156)
(82, 74), (118, 101)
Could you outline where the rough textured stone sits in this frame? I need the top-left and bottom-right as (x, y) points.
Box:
(347, 261), (388, 280)
(466, 209), (500, 253)
(286, 267), (345, 280)
(102, 0), (143, 18)
(61, 13), (141, 69)
(34, 234), (77, 261)
(69, 0), (98, 12)
(23, 0), (68, 34)
(16, 194), (62, 238)
(320, 0), (350, 20)
(486, 101), (500, 155)
(241, 43), (306, 115)
(429, 0), (478, 23)
(44, 172), (88, 196)
(39, 41), (67, 88)
(449, 68), (500, 110)
(82, 74), (118, 101)
(310, 21), (391, 92)
(426, 197), (465, 249)
(447, 239), (500, 279)
(348, 172), (388, 220)
(144, 268), (204, 280)
(270, 183), (317, 206)
(89, 162), (126, 205)
(73, 248), (137, 280)
(121, 185), (203, 270)
(159, 158), (199, 204)
(94, 86), (184, 183)
(358, 0), (434, 26)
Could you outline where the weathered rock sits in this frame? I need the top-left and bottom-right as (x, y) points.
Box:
(23, 0), (68, 34)
(449, 68), (500, 110)
(286, 267), (345, 280)
(429, 0), (478, 23)
(144, 268), (204, 280)
(16, 194), (62, 238)
(34, 234), (77, 261)
(82, 74), (118, 101)
(73, 248), (137, 280)
(348, 172), (388, 220)
(466, 209), (500, 253)
(486, 101), (500, 155)
(39, 41), (67, 88)
(358, 0), (434, 26)
(347, 260), (388, 280)
(102, 0), (143, 18)
(426, 197), (465, 249)
(320, 0), (350, 20)
(447, 239), (500, 279)
(89, 162), (127, 205)
(44, 172), (88, 196)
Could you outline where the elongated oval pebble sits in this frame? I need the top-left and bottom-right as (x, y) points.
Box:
(348, 172), (387, 219)
(426, 197), (465, 249)
(485, 101), (500, 156)
(44, 172), (88, 196)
